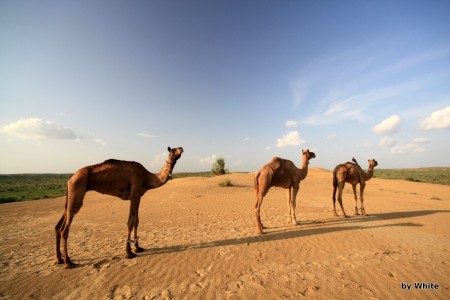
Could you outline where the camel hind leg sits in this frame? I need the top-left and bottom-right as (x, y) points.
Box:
(58, 178), (86, 269)
(55, 214), (66, 264)
(337, 184), (349, 218)
(255, 193), (265, 234)
(254, 169), (272, 234)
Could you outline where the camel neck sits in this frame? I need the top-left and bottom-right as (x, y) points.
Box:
(155, 160), (175, 185)
(364, 168), (375, 181)
(299, 157), (309, 180)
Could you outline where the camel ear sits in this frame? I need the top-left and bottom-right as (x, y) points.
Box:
(168, 147), (172, 152)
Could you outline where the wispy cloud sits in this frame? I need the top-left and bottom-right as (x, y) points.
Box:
(420, 106), (450, 130)
(0, 118), (79, 140)
(276, 131), (305, 148)
(291, 44), (450, 127)
(136, 133), (157, 138)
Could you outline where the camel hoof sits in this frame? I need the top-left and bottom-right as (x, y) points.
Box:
(135, 246), (144, 253)
(126, 252), (137, 259)
(64, 262), (77, 269)
(56, 258), (64, 265)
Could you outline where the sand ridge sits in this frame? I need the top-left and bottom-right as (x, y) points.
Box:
(0, 169), (449, 299)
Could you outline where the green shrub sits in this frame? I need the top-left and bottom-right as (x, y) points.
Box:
(211, 157), (227, 176)
(218, 179), (233, 187)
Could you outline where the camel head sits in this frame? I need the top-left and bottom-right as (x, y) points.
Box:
(302, 149), (316, 161)
(167, 146), (184, 162)
(368, 159), (378, 169)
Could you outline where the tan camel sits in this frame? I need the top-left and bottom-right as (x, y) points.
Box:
(55, 146), (183, 269)
(254, 149), (316, 234)
(332, 158), (378, 218)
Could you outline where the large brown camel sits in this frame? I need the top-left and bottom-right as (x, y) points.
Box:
(254, 149), (316, 234)
(332, 158), (378, 218)
(55, 146), (183, 269)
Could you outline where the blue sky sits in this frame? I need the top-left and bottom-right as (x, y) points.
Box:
(1, 0), (449, 173)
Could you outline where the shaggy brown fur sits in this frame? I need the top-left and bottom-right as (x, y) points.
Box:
(332, 158), (378, 217)
(55, 147), (183, 269)
(254, 149), (316, 234)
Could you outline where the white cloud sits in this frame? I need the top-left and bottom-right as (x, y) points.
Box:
(388, 136), (429, 155)
(285, 120), (298, 127)
(276, 131), (305, 148)
(379, 136), (397, 147)
(412, 137), (430, 144)
(391, 143), (425, 155)
(136, 133), (156, 138)
(151, 152), (167, 168)
(0, 118), (78, 140)
(93, 138), (107, 146)
(327, 134), (337, 140)
(265, 146), (272, 150)
(303, 96), (365, 126)
(200, 154), (217, 165)
(373, 115), (401, 135)
(420, 106), (450, 130)
(243, 137), (249, 141)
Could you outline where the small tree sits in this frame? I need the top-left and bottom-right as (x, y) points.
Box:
(211, 157), (227, 176)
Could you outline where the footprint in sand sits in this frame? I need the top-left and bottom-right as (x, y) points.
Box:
(195, 265), (212, 277)
(108, 285), (133, 300)
(224, 280), (243, 296)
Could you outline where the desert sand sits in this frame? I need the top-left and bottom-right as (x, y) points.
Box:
(0, 169), (449, 299)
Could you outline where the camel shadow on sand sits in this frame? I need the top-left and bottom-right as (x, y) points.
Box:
(75, 209), (448, 268)
(140, 209), (449, 256)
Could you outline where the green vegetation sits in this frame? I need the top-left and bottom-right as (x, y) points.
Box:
(171, 172), (212, 179)
(0, 174), (72, 203)
(2, 167), (447, 203)
(211, 157), (227, 176)
(374, 167), (450, 186)
(0, 172), (213, 203)
(218, 178), (233, 187)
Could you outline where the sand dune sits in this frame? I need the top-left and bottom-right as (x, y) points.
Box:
(1, 169), (449, 299)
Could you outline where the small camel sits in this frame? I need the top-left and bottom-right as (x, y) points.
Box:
(332, 158), (378, 217)
(254, 149), (316, 234)
(55, 146), (183, 269)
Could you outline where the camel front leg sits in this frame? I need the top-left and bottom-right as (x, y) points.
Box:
(352, 185), (359, 215)
(133, 199), (144, 253)
(287, 187), (293, 224)
(126, 199), (140, 259)
(290, 187), (299, 225)
(359, 184), (368, 216)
